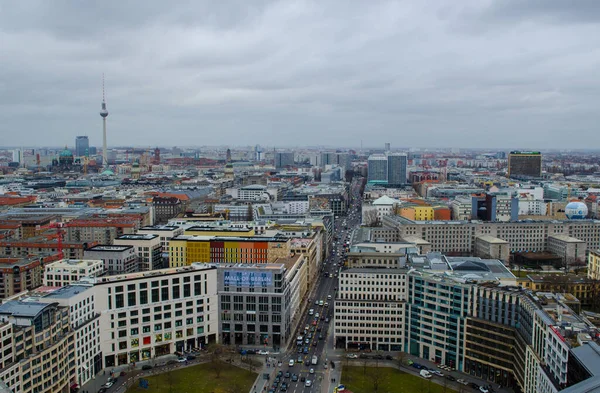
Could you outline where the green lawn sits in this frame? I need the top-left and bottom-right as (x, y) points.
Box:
(342, 366), (457, 393)
(126, 361), (257, 393)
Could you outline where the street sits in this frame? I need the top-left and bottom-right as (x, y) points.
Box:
(262, 177), (364, 393)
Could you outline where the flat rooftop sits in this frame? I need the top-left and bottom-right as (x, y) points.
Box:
(43, 284), (92, 299)
(86, 244), (133, 252)
(139, 225), (181, 231)
(0, 301), (54, 318)
(82, 264), (215, 284)
(46, 259), (103, 268)
(115, 234), (158, 241)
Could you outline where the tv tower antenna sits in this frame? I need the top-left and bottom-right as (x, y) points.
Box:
(100, 74), (109, 168)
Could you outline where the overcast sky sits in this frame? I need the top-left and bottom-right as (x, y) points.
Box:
(1, 1), (600, 149)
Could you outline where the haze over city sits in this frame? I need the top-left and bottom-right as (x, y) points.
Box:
(2, 1), (600, 148)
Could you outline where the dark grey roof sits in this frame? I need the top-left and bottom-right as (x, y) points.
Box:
(0, 301), (55, 318)
(44, 285), (91, 299)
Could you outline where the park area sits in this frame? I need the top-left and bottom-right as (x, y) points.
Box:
(342, 366), (457, 393)
(126, 361), (257, 393)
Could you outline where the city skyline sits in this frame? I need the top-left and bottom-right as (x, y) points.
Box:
(2, 1), (600, 148)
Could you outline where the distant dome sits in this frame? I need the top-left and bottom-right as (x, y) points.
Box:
(100, 169), (114, 176)
(58, 147), (74, 166)
(565, 201), (588, 219)
(59, 148), (73, 157)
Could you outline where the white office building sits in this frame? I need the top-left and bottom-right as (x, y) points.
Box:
(82, 264), (218, 368)
(43, 259), (105, 287)
(113, 234), (163, 271)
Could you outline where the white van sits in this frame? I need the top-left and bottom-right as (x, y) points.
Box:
(309, 309), (314, 315)
(420, 370), (432, 379)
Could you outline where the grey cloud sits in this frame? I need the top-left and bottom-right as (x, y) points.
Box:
(1, 0), (600, 149)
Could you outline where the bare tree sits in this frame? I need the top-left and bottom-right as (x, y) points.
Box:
(165, 369), (177, 393)
(208, 343), (226, 378)
(396, 351), (407, 367)
(369, 356), (385, 393)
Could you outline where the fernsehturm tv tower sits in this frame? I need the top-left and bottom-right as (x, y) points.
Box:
(100, 74), (109, 168)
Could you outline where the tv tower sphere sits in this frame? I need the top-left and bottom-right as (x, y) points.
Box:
(100, 103), (108, 118)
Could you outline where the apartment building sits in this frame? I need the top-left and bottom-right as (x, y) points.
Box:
(34, 285), (101, 387)
(0, 255), (56, 299)
(137, 225), (184, 252)
(113, 234), (163, 271)
(84, 244), (138, 275)
(169, 235), (291, 267)
(216, 263), (292, 349)
(0, 301), (76, 393)
(588, 250), (600, 280)
(83, 264), (218, 368)
(43, 259), (105, 287)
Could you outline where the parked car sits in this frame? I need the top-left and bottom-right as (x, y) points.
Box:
(346, 354), (358, 359)
(411, 363), (423, 369)
(142, 365), (153, 370)
(284, 372), (290, 378)
(258, 350), (269, 355)
(431, 370), (443, 377)
(385, 355), (393, 360)
(470, 382), (480, 389)
(186, 355), (196, 360)
(288, 359), (295, 367)
(479, 387), (490, 393)
(358, 353), (370, 359)
(104, 382), (114, 388)
(420, 370), (432, 379)
(374, 354), (383, 360)
(177, 357), (187, 363)
(446, 375), (456, 381)
(457, 379), (468, 385)
(297, 356), (303, 363)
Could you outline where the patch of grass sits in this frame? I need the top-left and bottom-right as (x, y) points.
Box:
(126, 361), (256, 393)
(342, 365), (457, 393)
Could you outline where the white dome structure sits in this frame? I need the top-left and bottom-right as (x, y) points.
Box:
(565, 201), (588, 219)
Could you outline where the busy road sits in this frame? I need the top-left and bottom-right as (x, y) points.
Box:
(265, 177), (364, 393)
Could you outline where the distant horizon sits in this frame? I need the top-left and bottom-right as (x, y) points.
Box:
(2, 145), (600, 153)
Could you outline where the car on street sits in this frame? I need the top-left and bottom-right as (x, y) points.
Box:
(346, 354), (358, 359)
(312, 341), (317, 346)
(305, 380), (312, 387)
(186, 354), (196, 360)
(288, 359), (295, 367)
(104, 382), (114, 388)
(457, 379), (468, 385)
(446, 375), (456, 381)
(385, 355), (393, 360)
(411, 363), (423, 369)
(309, 368), (315, 374)
(277, 371), (283, 378)
(258, 350), (269, 355)
(142, 365), (153, 370)
(177, 357), (187, 363)
(297, 356), (303, 363)
(470, 382), (480, 389)
(479, 387), (490, 393)
(284, 372), (290, 378)
(359, 353), (370, 359)
(291, 374), (298, 382)
(325, 318), (329, 323)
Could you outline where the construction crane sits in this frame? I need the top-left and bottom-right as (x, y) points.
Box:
(35, 222), (65, 259)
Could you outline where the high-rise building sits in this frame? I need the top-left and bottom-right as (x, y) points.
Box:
(387, 153), (407, 185)
(508, 151), (542, 179)
(75, 136), (89, 156)
(367, 154), (388, 182)
(275, 152), (295, 168)
(385, 142), (391, 151)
